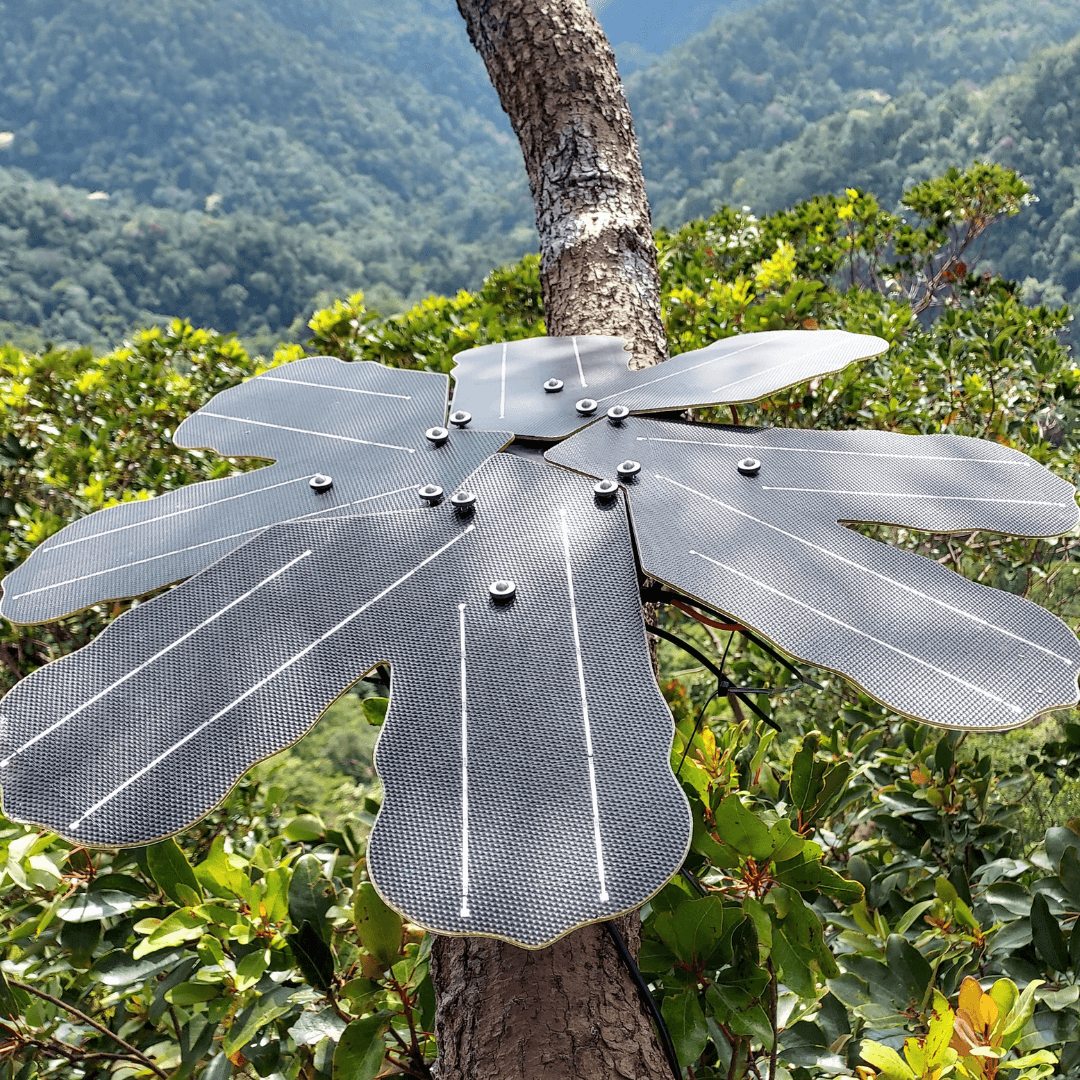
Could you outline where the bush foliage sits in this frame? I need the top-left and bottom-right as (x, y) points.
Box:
(1, 166), (1079, 1079)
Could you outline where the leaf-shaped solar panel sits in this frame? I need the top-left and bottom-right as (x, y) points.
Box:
(546, 417), (1080, 729)
(1, 357), (511, 624)
(0, 454), (690, 949)
(450, 330), (889, 440)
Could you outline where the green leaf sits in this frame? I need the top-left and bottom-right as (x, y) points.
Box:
(195, 835), (248, 899)
(289, 921), (336, 990)
(1030, 894), (1069, 972)
(133, 908), (209, 957)
(713, 796), (775, 860)
(662, 989), (708, 1069)
(654, 896), (738, 968)
(861, 1039), (917, 1080)
(167, 982), (223, 1006)
(789, 735), (821, 810)
(362, 697), (388, 726)
(289, 1008), (348, 1047)
(147, 838), (203, 905)
(334, 1012), (392, 1080)
(56, 890), (137, 922)
(353, 882), (403, 969)
(815, 864), (864, 904)
(92, 947), (187, 986)
(284, 814), (327, 842)
(772, 926), (816, 998)
(288, 854), (336, 941)
(223, 985), (299, 1057)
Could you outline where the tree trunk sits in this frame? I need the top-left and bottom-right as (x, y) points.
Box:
(454, 0), (668, 368)
(431, 3), (672, 1078)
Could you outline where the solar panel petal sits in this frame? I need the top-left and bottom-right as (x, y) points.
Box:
(0, 357), (511, 625)
(545, 416), (1080, 729)
(0, 454), (690, 949)
(450, 330), (889, 439)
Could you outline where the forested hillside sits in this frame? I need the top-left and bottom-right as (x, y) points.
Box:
(663, 35), (1080, 319)
(0, 0), (534, 344)
(625, 0), (1080, 224)
(3, 0), (1080, 347)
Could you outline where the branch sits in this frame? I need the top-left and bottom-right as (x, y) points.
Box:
(7, 977), (167, 1078)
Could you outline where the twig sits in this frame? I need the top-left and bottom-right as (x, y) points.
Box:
(7, 977), (166, 1078)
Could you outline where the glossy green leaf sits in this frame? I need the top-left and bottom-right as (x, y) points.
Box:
(662, 988), (709, 1068)
(1031, 893), (1069, 972)
(334, 1012), (392, 1080)
(146, 838), (203, 905)
(288, 854), (336, 941)
(353, 882), (403, 969)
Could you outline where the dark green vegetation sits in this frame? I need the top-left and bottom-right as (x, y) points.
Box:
(679, 36), (1080, 324)
(6, 0), (1080, 349)
(0, 0), (533, 345)
(2, 166), (1079, 1078)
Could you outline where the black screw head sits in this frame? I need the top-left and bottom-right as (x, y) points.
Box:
(593, 479), (619, 500)
(451, 490), (477, 512)
(543, 378), (564, 393)
(309, 474), (333, 493)
(576, 398), (598, 415)
(616, 459), (642, 479)
(449, 410), (472, 427)
(737, 457), (762, 477)
(489, 579), (517, 602)
(418, 484), (444, 504)
(425, 426), (449, 445)
(607, 405), (630, 423)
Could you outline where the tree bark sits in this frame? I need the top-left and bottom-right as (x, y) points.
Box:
(432, 3), (672, 1078)
(454, 0), (668, 369)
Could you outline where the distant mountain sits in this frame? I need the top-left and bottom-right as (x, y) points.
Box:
(590, 0), (758, 74)
(624, 0), (1080, 225)
(674, 35), (1080, 318)
(3, 0), (1080, 349)
(0, 0), (534, 344)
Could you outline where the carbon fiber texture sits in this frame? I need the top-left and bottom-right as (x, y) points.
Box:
(0, 454), (690, 949)
(1, 357), (510, 624)
(545, 417), (1080, 729)
(450, 330), (888, 439)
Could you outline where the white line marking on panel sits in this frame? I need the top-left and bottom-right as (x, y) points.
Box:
(44, 476), (312, 551)
(260, 376), (411, 400)
(594, 338), (769, 404)
(200, 413), (416, 453)
(559, 509), (609, 903)
(458, 603), (471, 919)
(637, 436), (1033, 467)
(2, 551), (313, 768)
(16, 487), (421, 600)
(761, 485), (1071, 508)
(689, 550), (1022, 714)
(68, 526), (476, 830)
(710, 341), (839, 396)
(659, 475), (1074, 665)
(572, 337), (588, 388)
(499, 343), (507, 420)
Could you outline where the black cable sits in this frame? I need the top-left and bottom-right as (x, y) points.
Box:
(647, 624), (782, 732)
(679, 866), (709, 897)
(676, 687), (721, 776)
(602, 921), (682, 1079)
(641, 587), (824, 690)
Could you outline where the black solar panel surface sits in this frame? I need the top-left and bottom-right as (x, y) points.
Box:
(0, 454), (690, 948)
(450, 330), (888, 439)
(1, 357), (510, 624)
(546, 417), (1080, 729)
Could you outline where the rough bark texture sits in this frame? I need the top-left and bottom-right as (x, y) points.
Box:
(431, 4), (673, 1078)
(431, 915), (672, 1080)
(455, 0), (668, 368)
